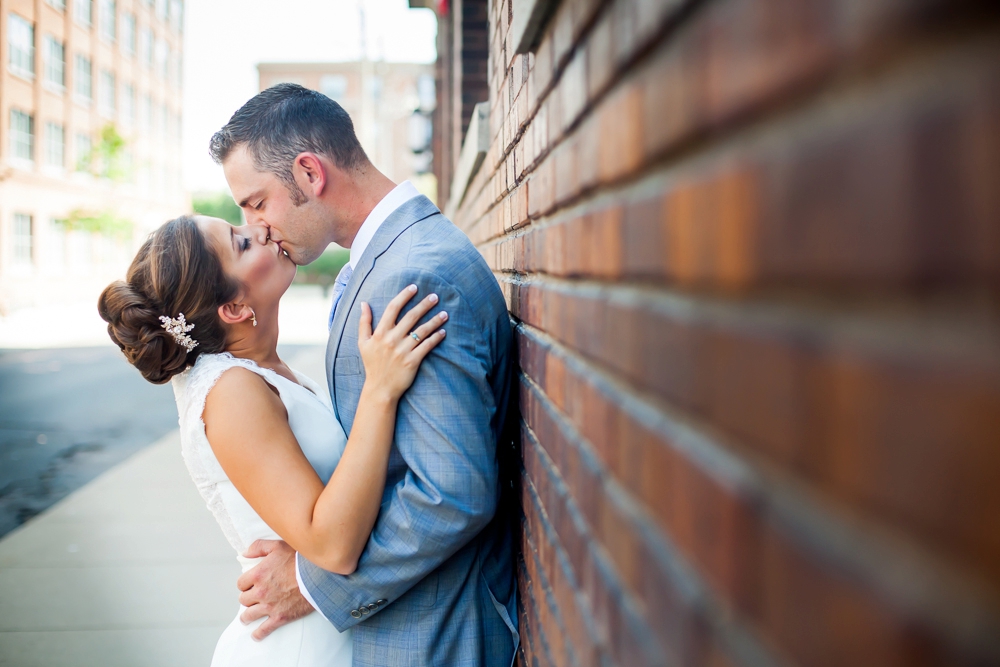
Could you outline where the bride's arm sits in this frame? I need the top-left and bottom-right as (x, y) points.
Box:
(202, 286), (447, 575)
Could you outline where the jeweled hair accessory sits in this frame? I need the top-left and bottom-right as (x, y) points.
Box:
(159, 313), (198, 352)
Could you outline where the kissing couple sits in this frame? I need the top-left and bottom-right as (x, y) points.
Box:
(99, 83), (519, 666)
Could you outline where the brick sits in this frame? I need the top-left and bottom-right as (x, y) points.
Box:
(597, 83), (644, 184)
(586, 11), (615, 99)
(532, 34), (554, 102)
(550, 1), (576, 70)
(560, 50), (587, 132)
(523, 429), (670, 666)
(517, 326), (1000, 665)
(515, 278), (1000, 592)
(552, 139), (579, 207)
(523, 456), (605, 667)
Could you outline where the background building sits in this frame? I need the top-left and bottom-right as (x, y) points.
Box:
(258, 60), (436, 199)
(0, 0), (187, 315)
(434, 0), (1000, 665)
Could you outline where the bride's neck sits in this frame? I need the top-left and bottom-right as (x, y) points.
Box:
(223, 319), (282, 370)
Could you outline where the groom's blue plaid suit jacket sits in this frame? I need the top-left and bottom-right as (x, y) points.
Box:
(298, 195), (519, 666)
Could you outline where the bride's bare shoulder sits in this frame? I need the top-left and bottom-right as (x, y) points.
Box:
(203, 366), (283, 422)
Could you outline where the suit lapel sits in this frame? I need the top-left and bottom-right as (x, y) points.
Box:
(326, 195), (440, 419)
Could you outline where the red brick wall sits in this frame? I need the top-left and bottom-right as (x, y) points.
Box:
(444, 0), (1000, 664)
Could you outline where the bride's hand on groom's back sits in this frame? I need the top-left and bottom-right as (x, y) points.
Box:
(357, 285), (448, 405)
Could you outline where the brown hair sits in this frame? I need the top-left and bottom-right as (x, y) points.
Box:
(98, 216), (241, 384)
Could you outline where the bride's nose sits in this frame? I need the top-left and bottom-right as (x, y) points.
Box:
(249, 225), (270, 245)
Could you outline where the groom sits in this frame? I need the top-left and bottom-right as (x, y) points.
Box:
(209, 83), (518, 666)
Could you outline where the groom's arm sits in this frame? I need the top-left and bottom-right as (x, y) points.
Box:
(298, 266), (506, 631)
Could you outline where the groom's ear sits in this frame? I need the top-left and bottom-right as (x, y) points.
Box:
(293, 152), (327, 197)
(218, 302), (252, 326)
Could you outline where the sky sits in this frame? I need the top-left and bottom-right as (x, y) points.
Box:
(182, 0), (438, 193)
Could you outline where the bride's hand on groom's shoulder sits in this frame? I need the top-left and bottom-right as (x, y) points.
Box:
(358, 284), (448, 405)
(237, 539), (314, 641)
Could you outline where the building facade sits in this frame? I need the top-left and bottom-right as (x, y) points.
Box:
(434, 0), (1000, 665)
(258, 61), (436, 199)
(0, 0), (186, 314)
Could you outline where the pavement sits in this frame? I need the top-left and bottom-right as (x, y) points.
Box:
(0, 431), (240, 667)
(0, 289), (333, 666)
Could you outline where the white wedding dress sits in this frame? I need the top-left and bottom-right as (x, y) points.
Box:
(172, 352), (352, 667)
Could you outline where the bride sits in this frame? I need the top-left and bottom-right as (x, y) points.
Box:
(98, 214), (447, 666)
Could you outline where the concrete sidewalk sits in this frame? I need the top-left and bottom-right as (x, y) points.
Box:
(0, 430), (240, 666)
(0, 346), (330, 666)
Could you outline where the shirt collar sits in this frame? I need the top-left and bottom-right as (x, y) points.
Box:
(348, 180), (420, 269)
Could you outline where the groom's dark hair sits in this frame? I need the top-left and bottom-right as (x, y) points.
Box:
(209, 83), (368, 204)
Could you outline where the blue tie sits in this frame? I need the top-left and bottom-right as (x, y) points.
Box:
(328, 263), (354, 330)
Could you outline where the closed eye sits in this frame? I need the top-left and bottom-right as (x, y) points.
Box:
(241, 236), (251, 251)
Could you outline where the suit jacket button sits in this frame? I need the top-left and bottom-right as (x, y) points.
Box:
(350, 609), (362, 618)
(360, 606), (370, 615)
(376, 599), (387, 606)
(367, 603), (378, 611)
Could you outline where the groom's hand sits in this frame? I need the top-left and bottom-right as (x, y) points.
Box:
(237, 539), (314, 641)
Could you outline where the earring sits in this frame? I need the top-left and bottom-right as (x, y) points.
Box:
(250, 308), (258, 327)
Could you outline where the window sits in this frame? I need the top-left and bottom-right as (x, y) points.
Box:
(150, 103), (160, 141)
(8, 14), (35, 80)
(154, 39), (167, 79)
(74, 54), (93, 102)
(45, 122), (65, 167)
(170, 0), (182, 32)
(74, 0), (92, 27)
(13, 215), (34, 264)
(155, 0), (168, 21)
(121, 13), (136, 56)
(172, 51), (182, 88)
(49, 219), (67, 268)
(159, 102), (168, 138)
(320, 75), (348, 102)
(44, 36), (66, 89)
(100, 69), (115, 116)
(139, 26), (152, 68)
(47, 0), (67, 11)
(140, 93), (151, 132)
(99, 0), (116, 42)
(10, 110), (34, 163)
(122, 83), (135, 125)
(75, 133), (92, 171)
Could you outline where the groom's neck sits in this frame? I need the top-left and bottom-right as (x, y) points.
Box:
(333, 163), (397, 249)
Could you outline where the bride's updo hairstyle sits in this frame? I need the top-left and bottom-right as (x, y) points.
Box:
(98, 216), (240, 384)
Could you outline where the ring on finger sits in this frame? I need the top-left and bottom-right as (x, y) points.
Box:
(410, 331), (421, 343)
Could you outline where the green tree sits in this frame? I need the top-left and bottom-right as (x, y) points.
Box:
(90, 124), (129, 181)
(192, 192), (244, 225)
(57, 209), (134, 239)
(295, 247), (350, 296)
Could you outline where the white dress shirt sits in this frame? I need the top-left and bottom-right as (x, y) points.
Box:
(295, 180), (420, 619)
(348, 180), (421, 269)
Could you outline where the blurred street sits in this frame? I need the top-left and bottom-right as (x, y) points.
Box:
(0, 346), (179, 540)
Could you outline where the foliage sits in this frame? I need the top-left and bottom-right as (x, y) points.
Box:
(80, 124), (130, 181)
(58, 209), (134, 239)
(192, 192), (244, 225)
(294, 247), (350, 294)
